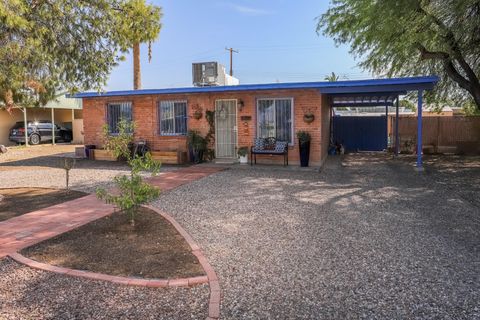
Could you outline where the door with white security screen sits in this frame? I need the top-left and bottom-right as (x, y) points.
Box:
(215, 100), (237, 158)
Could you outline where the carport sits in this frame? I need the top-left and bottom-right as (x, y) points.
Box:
(318, 76), (439, 168)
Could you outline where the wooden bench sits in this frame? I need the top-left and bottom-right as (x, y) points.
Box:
(150, 151), (187, 165)
(251, 137), (288, 166)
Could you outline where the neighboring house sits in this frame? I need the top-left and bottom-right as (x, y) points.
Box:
(74, 76), (438, 167)
(0, 94), (83, 146)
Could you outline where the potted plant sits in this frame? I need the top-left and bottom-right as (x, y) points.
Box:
(303, 112), (315, 123)
(237, 146), (248, 164)
(187, 130), (207, 163)
(297, 131), (311, 167)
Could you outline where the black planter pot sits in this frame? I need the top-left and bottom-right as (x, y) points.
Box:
(299, 140), (310, 167)
(189, 147), (204, 164)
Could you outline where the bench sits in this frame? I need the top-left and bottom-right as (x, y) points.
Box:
(150, 151), (187, 164)
(251, 137), (288, 166)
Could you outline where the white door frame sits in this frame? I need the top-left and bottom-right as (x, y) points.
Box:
(214, 99), (238, 159)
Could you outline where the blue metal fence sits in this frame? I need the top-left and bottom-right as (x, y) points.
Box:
(332, 116), (387, 152)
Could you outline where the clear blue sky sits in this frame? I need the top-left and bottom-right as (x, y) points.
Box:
(106, 0), (370, 91)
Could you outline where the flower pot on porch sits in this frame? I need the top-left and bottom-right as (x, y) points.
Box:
(299, 141), (310, 167)
(188, 147), (204, 164)
(239, 154), (248, 164)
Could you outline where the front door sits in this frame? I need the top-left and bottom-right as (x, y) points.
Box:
(215, 99), (237, 158)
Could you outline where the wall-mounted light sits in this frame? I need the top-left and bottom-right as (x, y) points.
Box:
(238, 99), (245, 111)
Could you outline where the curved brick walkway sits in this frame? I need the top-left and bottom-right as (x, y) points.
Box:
(0, 165), (224, 319)
(0, 166), (222, 258)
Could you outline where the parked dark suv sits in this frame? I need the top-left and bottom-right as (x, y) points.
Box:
(9, 121), (73, 145)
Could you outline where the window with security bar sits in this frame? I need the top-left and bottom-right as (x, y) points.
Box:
(257, 98), (293, 144)
(159, 101), (187, 135)
(106, 102), (133, 134)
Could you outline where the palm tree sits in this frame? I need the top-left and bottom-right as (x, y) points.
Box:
(324, 72), (340, 82)
(118, 0), (162, 90)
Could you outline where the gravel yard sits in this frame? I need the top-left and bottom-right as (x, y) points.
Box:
(153, 154), (480, 319)
(0, 258), (209, 320)
(0, 150), (479, 319)
(0, 145), (178, 193)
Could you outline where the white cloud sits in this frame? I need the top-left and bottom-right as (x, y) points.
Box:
(229, 4), (274, 16)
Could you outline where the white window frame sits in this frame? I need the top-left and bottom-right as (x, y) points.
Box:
(256, 97), (294, 145)
(158, 100), (188, 136)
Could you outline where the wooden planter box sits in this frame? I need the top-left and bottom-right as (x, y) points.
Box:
(150, 151), (187, 165)
(92, 149), (118, 161)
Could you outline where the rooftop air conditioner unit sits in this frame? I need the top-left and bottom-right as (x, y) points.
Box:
(192, 62), (239, 87)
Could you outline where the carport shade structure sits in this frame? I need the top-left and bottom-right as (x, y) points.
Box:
(318, 76), (439, 168)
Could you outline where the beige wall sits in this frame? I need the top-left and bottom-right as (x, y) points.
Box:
(0, 108), (83, 145)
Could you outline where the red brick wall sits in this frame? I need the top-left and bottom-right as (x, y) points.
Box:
(83, 89), (329, 166)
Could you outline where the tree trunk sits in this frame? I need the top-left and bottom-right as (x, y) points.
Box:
(4, 89), (15, 113)
(133, 42), (141, 90)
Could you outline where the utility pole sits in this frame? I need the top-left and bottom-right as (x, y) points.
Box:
(225, 47), (238, 76)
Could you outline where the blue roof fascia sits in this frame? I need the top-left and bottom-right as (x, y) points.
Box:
(72, 76), (439, 98)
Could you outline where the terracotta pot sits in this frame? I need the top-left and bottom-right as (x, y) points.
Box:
(193, 111), (203, 120)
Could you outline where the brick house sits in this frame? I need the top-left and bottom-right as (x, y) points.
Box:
(75, 77), (438, 167)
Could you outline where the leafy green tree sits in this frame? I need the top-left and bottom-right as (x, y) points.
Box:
(97, 119), (161, 226)
(400, 99), (417, 112)
(318, 0), (480, 111)
(0, 0), (161, 111)
(115, 0), (162, 90)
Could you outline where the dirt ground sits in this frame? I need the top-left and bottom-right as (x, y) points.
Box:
(22, 207), (206, 279)
(0, 187), (87, 222)
(0, 144), (80, 163)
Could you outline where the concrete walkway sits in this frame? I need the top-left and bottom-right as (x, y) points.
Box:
(0, 166), (223, 258)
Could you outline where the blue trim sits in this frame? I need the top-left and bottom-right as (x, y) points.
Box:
(71, 76), (439, 98)
(417, 90), (423, 168)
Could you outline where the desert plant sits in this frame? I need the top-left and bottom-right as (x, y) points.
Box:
(101, 119), (136, 159)
(59, 157), (76, 191)
(297, 131), (311, 145)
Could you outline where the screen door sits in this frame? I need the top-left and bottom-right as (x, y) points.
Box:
(215, 100), (237, 158)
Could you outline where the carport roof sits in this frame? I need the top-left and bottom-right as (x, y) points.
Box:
(71, 76), (438, 98)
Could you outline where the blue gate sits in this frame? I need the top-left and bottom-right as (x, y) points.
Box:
(332, 116), (387, 152)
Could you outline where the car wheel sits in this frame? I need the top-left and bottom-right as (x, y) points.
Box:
(29, 134), (40, 145)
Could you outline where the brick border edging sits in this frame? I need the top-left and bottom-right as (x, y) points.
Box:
(145, 206), (222, 320)
(7, 252), (208, 288)
(8, 205), (222, 319)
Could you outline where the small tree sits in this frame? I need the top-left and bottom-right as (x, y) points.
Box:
(96, 120), (161, 226)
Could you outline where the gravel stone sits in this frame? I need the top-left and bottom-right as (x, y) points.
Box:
(0, 258), (209, 319)
(153, 154), (480, 319)
(0, 146), (178, 193)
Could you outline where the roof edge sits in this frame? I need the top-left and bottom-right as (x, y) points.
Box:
(71, 76), (439, 99)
